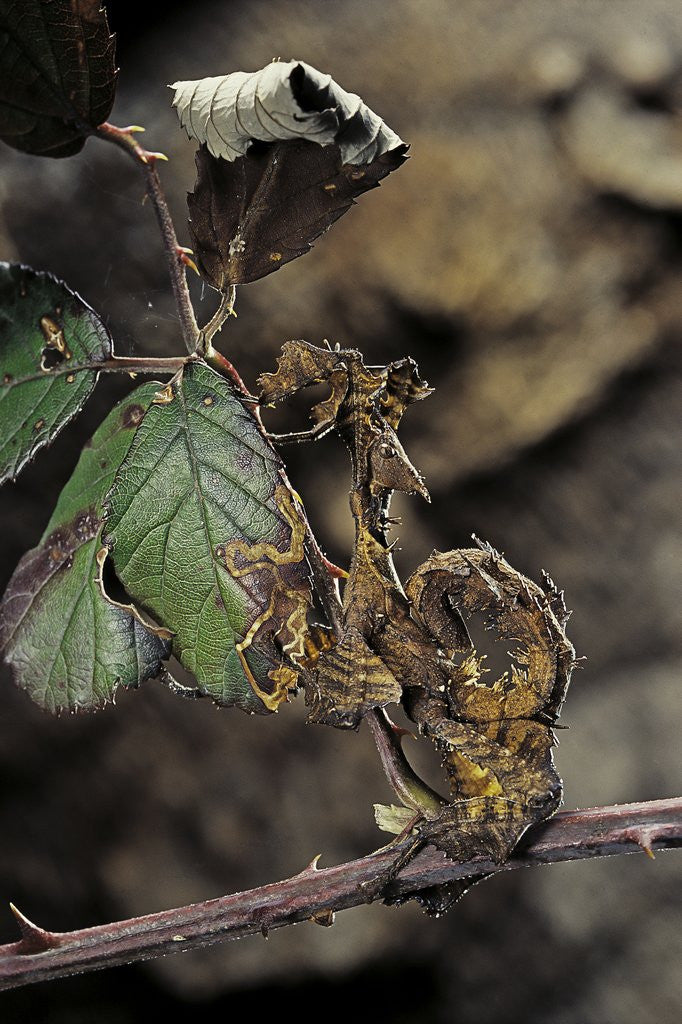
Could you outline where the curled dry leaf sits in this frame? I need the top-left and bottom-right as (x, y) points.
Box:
(171, 61), (404, 165)
(0, 0), (116, 157)
(172, 61), (408, 288)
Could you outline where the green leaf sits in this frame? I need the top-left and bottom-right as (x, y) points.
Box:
(0, 384), (171, 713)
(103, 361), (312, 714)
(0, 262), (111, 485)
(0, 0), (116, 157)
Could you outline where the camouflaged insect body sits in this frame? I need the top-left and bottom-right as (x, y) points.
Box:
(260, 340), (575, 909)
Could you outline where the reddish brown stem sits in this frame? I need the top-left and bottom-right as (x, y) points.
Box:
(98, 356), (187, 373)
(366, 708), (444, 816)
(0, 798), (679, 991)
(203, 346), (252, 397)
(1, 356), (189, 391)
(95, 123), (199, 355)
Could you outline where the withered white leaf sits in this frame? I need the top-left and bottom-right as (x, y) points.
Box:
(172, 61), (408, 290)
(171, 60), (404, 164)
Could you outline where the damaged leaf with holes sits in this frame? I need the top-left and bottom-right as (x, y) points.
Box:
(103, 361), (312, 714)
(172, 61), (408, 288)
(0, 384), (171, 713)
(0, 0), (116, 157)
(0, 263), (112, 485)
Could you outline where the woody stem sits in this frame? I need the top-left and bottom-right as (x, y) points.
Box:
(0, 798), (679, 991)
(95, 123), (199, 355)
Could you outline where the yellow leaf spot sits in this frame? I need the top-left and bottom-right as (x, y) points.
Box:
(39, 315), (70, 360)
(152, 383), (175, 405)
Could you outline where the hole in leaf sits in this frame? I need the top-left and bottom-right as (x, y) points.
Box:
(260, 381), (331, 435)
(100, 550), (132, 606)
(40, 345), (66, 371)
(460, 612), (515, 686)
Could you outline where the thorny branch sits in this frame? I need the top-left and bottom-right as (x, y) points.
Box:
(0, 798), (679, 991)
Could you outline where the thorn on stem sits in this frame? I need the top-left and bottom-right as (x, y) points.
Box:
(176, 247), (200, 276)
(142, 150), (169, 164)
(297, 853), (322, 875)
(9, 902), (55, 953)
(624, 828), (657, 859)
(321, 554), (349, 580)
(389, 720), (416, 741)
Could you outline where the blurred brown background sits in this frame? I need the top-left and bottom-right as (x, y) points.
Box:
(1, 1), (680, 1021)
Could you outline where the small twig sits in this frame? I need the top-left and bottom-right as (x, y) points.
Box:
(203, 345), (254, 399)
(1, 356), (190, 391)
(156, 667), (205, 701)
(198, 286), (237, 356)
(97, 356), (189, 375)
(0, 798), (678, 991)
(97, 355), (188, 374)
(95, 123), (199, 355)
(366, 708), (445, 817)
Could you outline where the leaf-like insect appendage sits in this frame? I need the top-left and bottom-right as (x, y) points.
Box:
(0, 263), (112, 485)
(383, 543), (576, 911)
(0, 385), (170, 713)
(306, 626), (402, 730)
(0, 1), (116, 157)
(406, 544), (575, 724)
(172, 62), (408, 289)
